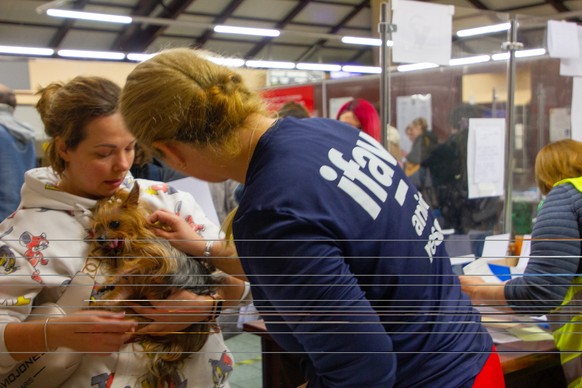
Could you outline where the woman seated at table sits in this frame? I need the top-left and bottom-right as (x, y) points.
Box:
(460, 139), (582, 388)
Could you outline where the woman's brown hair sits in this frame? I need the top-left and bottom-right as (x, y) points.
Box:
(36, 76), (121, 176)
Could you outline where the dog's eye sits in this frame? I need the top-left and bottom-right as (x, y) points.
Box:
(108, 220), (121, 230)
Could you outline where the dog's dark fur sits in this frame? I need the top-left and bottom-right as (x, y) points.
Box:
(88, 182), (220, 386)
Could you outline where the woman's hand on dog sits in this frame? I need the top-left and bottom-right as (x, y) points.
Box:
(46, 310), (137, 355)
(148, 210), (207, 254)
(148, 209), (246, 279)
(128, 289), (214, 335)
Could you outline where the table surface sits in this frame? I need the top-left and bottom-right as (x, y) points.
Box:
(243, 319), (561, 375)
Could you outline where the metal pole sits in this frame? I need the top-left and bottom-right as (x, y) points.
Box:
(492, 88), (497, 118)
(378, 2), (394, 149)
(536, 83), (546, 155)
(502, 16), (523, 235)
(322, 79), (328, 119)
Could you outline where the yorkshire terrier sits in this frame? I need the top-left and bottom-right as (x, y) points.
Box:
(87, 181), (222, 386)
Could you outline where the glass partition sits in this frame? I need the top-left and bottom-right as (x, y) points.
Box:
(263, 5), (571, 249)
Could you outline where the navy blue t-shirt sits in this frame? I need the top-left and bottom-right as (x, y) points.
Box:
(233, 117), (492, 387)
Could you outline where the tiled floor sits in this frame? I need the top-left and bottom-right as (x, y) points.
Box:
(225, 332), (263, 388)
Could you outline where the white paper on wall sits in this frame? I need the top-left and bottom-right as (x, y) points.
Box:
(547, 20), (580, 59)
(467, 118), (506, 199)
(572, 78), (582, 141)
(549, 107), (571, 141)
(560, 26), (582, 76)
(391, 0), (454, 66)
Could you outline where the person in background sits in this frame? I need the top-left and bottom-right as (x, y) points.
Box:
(402, 117), (439, 210)
(403, 117), (437, 177)
(460, 139), (582, 388)
(336, 98), (381, 142)
(386, 125), (403, 167)
(0, 83), (37, 220)
(277, 101), (310, 119)
(422, 103), (501, 234)
(120, 47), (504, 388)
(0, 75), (248, 387)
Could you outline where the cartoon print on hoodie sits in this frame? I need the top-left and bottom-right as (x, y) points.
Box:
(19, 231), (49, 283)
(0, 245), (18, 274)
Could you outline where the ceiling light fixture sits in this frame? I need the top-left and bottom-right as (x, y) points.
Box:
(57, 49), (125, 60)
(126, 53), (156, 62)
(342, 65), (382, 74)
(341, 36), (393, 47)
(206, 56), (246, 67)
(46, 9), (132, 24)
(449, 55), (490, 66)
(38, 4), (394, 50)
(296, 63), (342, 72)
(516, 48), (546, 58)
(0, 45), (54, 56)
(491, 53), (509, 61)
(214, 25), (280, 37)
(397, 62), (439, 72)
(456, 22), (511, 38)
(491, 48), (546, 61)
(245, 60), (295, 69)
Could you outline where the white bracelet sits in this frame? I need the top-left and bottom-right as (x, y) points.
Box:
(239, 281), (252, 305)
(203, 240), (214, 258)
(44, 317), (53, 353)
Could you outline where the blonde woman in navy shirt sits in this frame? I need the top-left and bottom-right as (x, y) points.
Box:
(120, 47), (505, 388)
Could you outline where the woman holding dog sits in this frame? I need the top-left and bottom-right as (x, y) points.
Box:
(0, 76), (247, 387)
(119, 47), (505, 387)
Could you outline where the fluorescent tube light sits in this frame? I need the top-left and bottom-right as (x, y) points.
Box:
(492, 48), (546, 61)
(296, 63), (342, 72)
(47, 9), (132, 24)
(492, 53), (509, 61)
(330, 71), (357, 79)
(245, 60), (295, 69)
(342, 65), (381, 74)
(214, 25), (280, 37)
(57, 49), (125, 60)
(516, 48), (546, 58)
(456, 23), (511, 38)
(397, 62), (439, 72)
(207, 57), (246, 67)
(126, 53), (156, 62)
(0, 45), (54, 56)
(449, 55), (490, 66)
(341, 36), (393, 47)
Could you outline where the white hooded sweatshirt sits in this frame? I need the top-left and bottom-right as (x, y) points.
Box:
(0, 167), (233, 388)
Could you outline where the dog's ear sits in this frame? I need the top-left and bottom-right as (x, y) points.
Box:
(123, 181), (141, 209)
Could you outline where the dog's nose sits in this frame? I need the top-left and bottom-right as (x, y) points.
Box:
(97, 235), (107, 246)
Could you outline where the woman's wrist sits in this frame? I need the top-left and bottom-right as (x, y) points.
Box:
(206, 292), (224, 322)
(44, 318), (54, 352)
(203, 240), (214, 258)
(218, 278), (251, 308)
